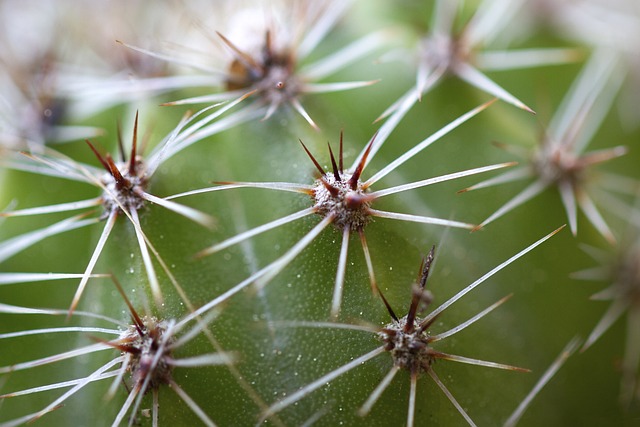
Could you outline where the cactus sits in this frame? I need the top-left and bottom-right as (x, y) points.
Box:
(1, 0), (639, 426)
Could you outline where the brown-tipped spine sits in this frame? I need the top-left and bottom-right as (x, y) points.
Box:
(327, 142), (341, 182)
(349, 132), (377, 190)
(406, 246), (435, 333)
(299, 139), (326, 177)
(129, 111), (139, 176)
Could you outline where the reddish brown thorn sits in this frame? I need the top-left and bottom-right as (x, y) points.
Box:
(299, 139), (326, 176)
(149, 324), (160, 340)
(327, 142), (341, 182)
(129, 110), (139, 176)
(377, 286), (399, 323)
(91, 336), (141, 354)
(216, 31), (260, 71)
(411, 283), (433, 312)
(110, 274), (145, 336)
(105, 153), (128, 189)
(339, 130), (344, 173)
(417, 246), (435, 290)
(265, 30), (273, 55)
(116, 120), (126, 163)
(320, 176), (339, 197)
(349, 132), (378, 190)
(345, 193), (375, 209)
(85, 139), (111, 173)
(406, 246), (435, 333)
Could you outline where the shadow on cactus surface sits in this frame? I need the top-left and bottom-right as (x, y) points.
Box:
(1, 0), (640, 426)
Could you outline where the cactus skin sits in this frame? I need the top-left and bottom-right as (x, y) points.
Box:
(1, 1), (640, 426)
